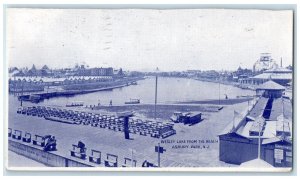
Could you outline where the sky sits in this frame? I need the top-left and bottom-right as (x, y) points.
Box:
(6, 9), (293, 71)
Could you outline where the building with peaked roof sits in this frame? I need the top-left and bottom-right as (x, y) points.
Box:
(261, 137), (292, 167)
(256, 80), (286, 91)
(239, 54), (292, 86)
(219, 84), (292, 167)
(251, 66), (292, 86)
(256, 80), (286, 98)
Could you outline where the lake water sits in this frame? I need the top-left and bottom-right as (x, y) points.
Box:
(10, 77), (255, 107)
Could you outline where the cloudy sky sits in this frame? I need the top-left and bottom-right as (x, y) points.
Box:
(6, 9), (293, 71)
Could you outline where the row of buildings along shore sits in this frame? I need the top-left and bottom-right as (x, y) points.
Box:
(8, 53), (293, 93)
(8, 65), (136, 93)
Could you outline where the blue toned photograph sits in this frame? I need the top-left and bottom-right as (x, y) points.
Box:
(6, 8), (293, 171)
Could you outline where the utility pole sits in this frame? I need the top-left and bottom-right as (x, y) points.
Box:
(20, 82), (24, 107)
(248, 99), (250, 113)
(282, 97), (285, 119)
(157, 143), (161, 167)
(258, 118), (263, 159)
(154, 74), (158, 120)
(232, 110), (236, 131)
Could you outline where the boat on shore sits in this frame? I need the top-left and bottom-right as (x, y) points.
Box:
(125, 99), (140, 104)
(66, 101), (84, 107)
(18, 94), (43, 103)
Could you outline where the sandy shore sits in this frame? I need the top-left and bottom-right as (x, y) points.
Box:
(85, 98), (252, 120)
(177, 97), (253, 105)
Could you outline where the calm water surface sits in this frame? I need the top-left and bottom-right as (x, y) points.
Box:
(10, 77), (255, 107)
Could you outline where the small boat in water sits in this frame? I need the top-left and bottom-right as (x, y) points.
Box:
(125, 98), (140, 104)
(66, 101), (84, 107)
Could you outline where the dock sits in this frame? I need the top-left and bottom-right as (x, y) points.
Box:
(18, 83), (132, 103)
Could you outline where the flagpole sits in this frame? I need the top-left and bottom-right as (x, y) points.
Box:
(232, 110), (237, 132)
(258, 120), (261, 159)
(233, 110), (235, 131)
(157, 143), (161, 167)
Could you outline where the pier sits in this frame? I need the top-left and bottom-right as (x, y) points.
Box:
(18, 83), (135, 103)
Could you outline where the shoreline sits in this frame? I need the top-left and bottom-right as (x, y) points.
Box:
(83, 97), (252, 120)
(176, 97), (253, 105)
(192, 77), (256, 90)
(85, 99), (249, 120)
(17, 79), (142, 102)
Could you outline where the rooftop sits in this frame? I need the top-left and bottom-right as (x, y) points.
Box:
(221, 96), (292, 139)
(248, 97), (268, 118)
(264, 67), (292, 73)
(251, 73), (292, 80)
(262, 136), (292, 145)
(256, 80), (286, 90)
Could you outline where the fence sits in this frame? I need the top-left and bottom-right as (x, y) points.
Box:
(9, 140), (92, 167)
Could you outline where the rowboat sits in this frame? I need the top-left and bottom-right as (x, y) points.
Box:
(125, 99), (140, 104)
